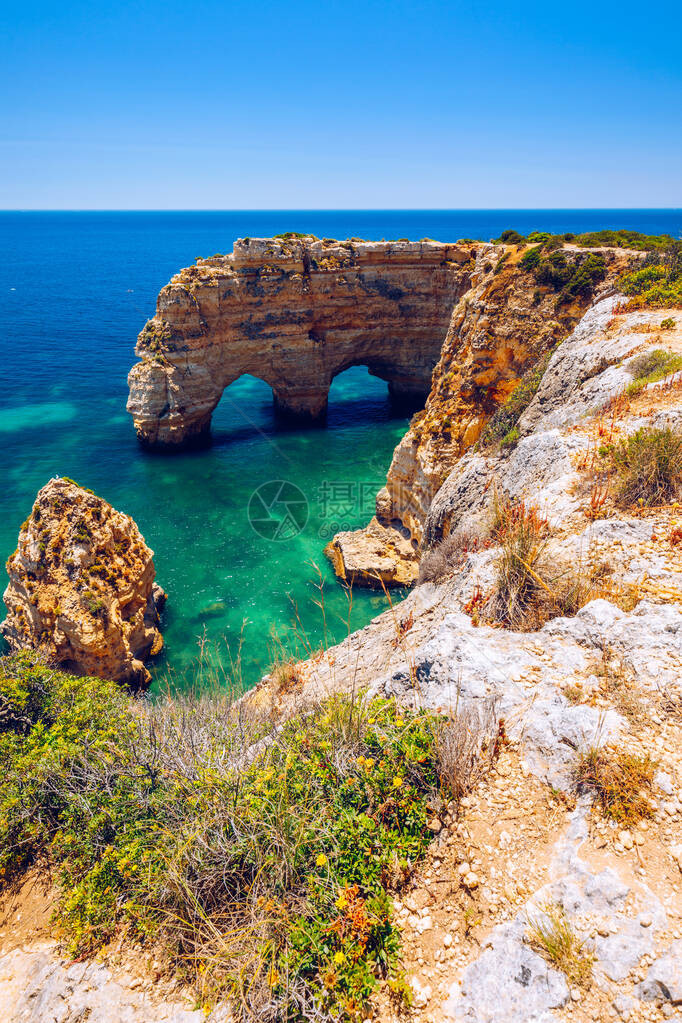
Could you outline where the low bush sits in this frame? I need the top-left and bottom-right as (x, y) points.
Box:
(274, 232), (318, 241)
(573, 229), (674, 251)
(496, 229), (524, 245)
(533, 250), (607, 303)
(497, 229), (672, 253)
(602, 426), (682, 506)
(0, 652), (491, 1021)
(573, 744), (656, 824)
(626, 348), (682, 396)
(618, 240), (682, 309)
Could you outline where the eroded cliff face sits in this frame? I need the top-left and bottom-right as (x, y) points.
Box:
(127, 237), (475, 447)
(1, 478), (165, 685)
(329, 245), (635, 585)
(255, 300), (682, 1023)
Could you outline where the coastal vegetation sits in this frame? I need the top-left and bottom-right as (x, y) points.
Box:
(626, 348), (682, 396)
(495, 228), (675, 251)
(0, 651), (500, 1020)
(617, 239), (682, 309)
(601, 426), (682, 507)
(520, 246), (607, 303)
(526, 903), (595, 989)
(573, 744), (657, 825)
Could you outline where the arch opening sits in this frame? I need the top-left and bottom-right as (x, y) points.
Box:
(210, 374), (278, 444)
(326, 364), (420, 430)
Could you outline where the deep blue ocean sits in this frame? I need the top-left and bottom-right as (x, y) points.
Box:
(2, 210), (680, 690)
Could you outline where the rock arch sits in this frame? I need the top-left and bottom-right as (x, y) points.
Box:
(127, 237), (476, 448)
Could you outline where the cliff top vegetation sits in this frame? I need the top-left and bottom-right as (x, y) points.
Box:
(0, 652), (500, 1021)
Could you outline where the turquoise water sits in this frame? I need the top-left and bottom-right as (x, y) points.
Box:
(2, 210), (681, 690)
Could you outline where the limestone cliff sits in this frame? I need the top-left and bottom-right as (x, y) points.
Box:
(1, 478), (165, 685)
(255, 297), (682, 1023)
(331, 244), (636, 585)
(127, 237), (475, 447)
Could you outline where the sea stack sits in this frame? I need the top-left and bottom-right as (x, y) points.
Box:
(1, 477), (165, 685)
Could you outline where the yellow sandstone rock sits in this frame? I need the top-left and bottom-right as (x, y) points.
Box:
(1, 478), (165, 685)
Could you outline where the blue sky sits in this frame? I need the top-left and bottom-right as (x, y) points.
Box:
(1, 0), (681, 209)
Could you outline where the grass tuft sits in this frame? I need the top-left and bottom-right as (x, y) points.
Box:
(602, 426), (682, 507)
(526, 903), (594, 988)
(485, 499), (551, 629)
(418, 529), (487, 585)
(573, 744), (657, 825)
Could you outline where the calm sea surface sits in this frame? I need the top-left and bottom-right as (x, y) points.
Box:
(2, 210), (681, 689)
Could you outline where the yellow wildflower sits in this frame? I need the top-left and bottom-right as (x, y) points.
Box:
(334, 951), (345, 965)
(336, 893), (348, 910)
(393, 776), (404, 789)
(316, 853), (328, 867)
(396, 717), (404, 726)
(364, 757), (375, 770)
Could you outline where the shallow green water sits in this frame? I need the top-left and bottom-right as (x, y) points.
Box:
(4, 210), (680, 691)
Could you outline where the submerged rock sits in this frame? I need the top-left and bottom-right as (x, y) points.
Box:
(1, 477), (165, 685)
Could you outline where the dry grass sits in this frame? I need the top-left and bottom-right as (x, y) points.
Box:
(418, 529), (487, 585)
(484, 499), (552, 629)
(435, 699), (506, 805)
(481, 498), (645, 630)
(594, 644), (646, 724)
(269, 656), (301, 692)
(573, 744), (657, 825)
(526, 903), (594, 988)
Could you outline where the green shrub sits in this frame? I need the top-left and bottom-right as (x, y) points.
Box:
(603, 426), (682, 506)
(0, 653), (464, 1021)
(533, 250), (607, 303)
(661, 317), (676, 329)
(626, 349), (682, 395)
(274, 232), (318, 241)
(618, 241), (682, 309)
(573, 229), (674, 251)
(500, 426), (519, 448)
(520, 245), (542, 271)
(496, 229), (524, 245)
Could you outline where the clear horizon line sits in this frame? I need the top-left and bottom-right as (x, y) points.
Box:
(1, 206), (681, 214)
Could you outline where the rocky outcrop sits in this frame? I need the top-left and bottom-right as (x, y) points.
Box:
(0, 942), (215, 1023)
(127, 237), (476, 447)
(334, 246), (636, 584)
(253, 303), (682, 1021)
(425, 297), (682, 545)
(324, 518), (418, 588)
(1, 478), (165, 685)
